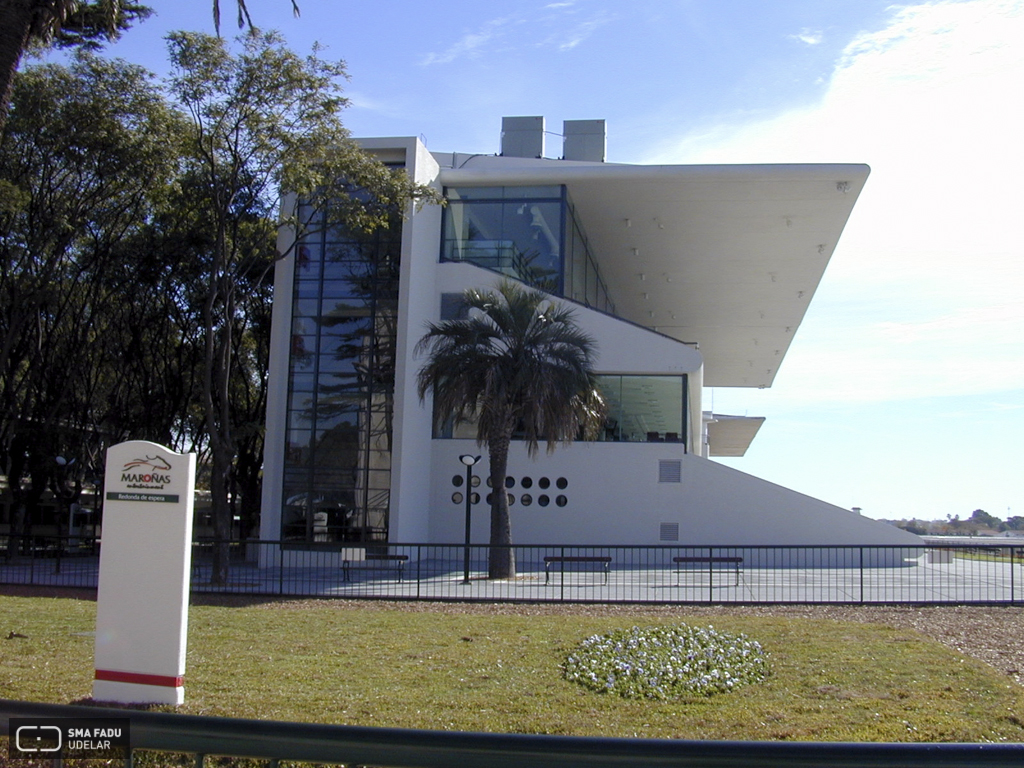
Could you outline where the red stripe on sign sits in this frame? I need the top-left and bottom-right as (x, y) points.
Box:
(95, 669), (183, 688)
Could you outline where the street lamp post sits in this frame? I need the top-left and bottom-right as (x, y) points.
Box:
(458, 454), (481, 584)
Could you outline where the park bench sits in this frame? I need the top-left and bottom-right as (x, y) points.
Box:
(543, 555), (612, 584)
(672, 556), (743, 587)
(341, 553), (409, 582)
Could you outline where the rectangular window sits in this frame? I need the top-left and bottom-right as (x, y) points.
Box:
(441, 193), (563, 293)
(596, 375), (687, 448)
(441, 185), (615, 314)
(432, 373), (688, 452)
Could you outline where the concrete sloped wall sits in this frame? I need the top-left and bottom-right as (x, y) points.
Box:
(430, 441), (921, 562)
(671, 454), (921, 547)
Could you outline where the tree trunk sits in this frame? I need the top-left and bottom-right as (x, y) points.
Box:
(202, 244), (236, 585)
(209, 448), (232, 585)
(0, 0), (35, 128)
(487, 429), (515, 579)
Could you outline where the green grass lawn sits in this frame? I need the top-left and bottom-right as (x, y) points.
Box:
(2, 594), (1023, 743)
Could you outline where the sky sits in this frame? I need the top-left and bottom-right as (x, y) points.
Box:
(48, 0), (1024, 523)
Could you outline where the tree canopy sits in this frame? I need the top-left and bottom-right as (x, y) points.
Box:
(0, 51), (185, 554)
(0, 0), (299, 132)
(0, 1), (151, 126)
(1, 29), (430, 569)
(165, 29), (426, 582)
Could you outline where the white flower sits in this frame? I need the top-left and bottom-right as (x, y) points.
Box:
(561, 623), (770, 699)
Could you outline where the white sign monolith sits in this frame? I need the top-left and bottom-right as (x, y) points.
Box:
(93, 440), (196, 705)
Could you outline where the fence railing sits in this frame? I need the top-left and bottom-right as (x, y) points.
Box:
(1, 536), (1021, 604)
(3, 698), (1023, 768)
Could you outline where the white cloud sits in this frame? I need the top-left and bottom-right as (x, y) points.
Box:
(649, 0), (1024, 404)
(420, 16), (516, 65)
(877, 303), (1024, 345)
(556, 15), (612, 51)
(419, 4), (611, 65)
(792, 28), (824, 45)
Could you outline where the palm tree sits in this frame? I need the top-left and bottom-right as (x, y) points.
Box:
(0, 0), (150, 126)
(417, 280), (606, 579)
(212, 0), (299, 35)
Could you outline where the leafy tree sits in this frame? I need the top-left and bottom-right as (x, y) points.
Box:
(969, 508), (1002, 530)
(416, 280), (606, 579)
(895, 519), (928, 535)
(0, 53), (181, 551)
(164, 29), (425, 583)
(0, 0), (302, 130)
(0, 0), (151, 126)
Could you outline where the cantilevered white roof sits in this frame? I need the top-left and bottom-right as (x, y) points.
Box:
(706, 414), (766, 457)
(441, 158), (869, 388)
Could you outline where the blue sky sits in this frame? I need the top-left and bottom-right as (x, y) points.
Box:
(60, 0), (1024, 522)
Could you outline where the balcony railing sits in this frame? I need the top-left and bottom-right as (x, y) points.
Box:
(1, 537), (1021, 605)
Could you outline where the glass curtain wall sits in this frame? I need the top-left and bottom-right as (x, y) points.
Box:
(441, 186), (615, 313)
(281, 203), (401, 544)
(596, 375), (687, 446)
(434, 373), (687, 450)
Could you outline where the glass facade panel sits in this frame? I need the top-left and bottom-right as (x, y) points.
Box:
(441, 191), (563, 293)
(441, 185), (615, 314)
(570, 220), (587, 304)
(281, 198), (401, 544)
(595, 375), (687, 445)
(432, 373), (687, 450)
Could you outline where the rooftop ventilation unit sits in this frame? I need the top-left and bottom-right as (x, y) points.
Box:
(563, 119), (606, 162)
(500, 116), (545, 158)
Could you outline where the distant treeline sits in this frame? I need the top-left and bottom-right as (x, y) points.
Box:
(886, 509), (1024, 536)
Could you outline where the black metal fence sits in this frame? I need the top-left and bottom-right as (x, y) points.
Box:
(4, 698), (1024, 768)
(2, 536), (1021, 604)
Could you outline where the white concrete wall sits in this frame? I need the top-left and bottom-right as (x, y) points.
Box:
(388, 139), (442, 543)
(688, 365), (704, 455)
(428, 440), (920, 549)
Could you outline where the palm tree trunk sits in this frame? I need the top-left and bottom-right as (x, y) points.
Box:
(0, 0), (35, 127)
(487, 430), (515, 579)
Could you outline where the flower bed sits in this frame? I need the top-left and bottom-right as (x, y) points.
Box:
(563, 623), (770, 699)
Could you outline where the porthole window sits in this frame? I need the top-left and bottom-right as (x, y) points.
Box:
(486, 477), (492, 488)
(469, 492), (480, 504)
(556, 477), (568, 489)
(470, 475), (481, 488)
(508, 494), (516, 506)
(486, 492), (493, 505)
(539, 477), (551, 489)
(538, 494), (550, 507)
(556, 495), (568, 507)
(521, 477), (533, 489)
(521, 494), (533, 507)
(505, 476), (515, 488)
(452, 492), (464, 504)
(452, 475), (464, 487)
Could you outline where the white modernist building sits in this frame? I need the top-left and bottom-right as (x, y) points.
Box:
(260, 116), (920, 553)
